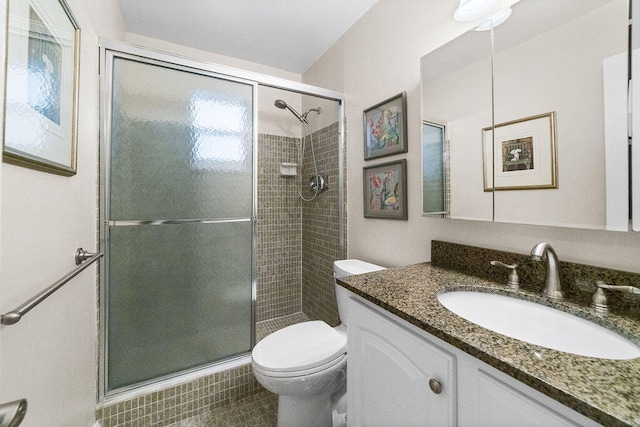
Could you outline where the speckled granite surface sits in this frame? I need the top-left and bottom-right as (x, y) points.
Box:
(337, 263), (640, 427)
(432, 240), (640, 319)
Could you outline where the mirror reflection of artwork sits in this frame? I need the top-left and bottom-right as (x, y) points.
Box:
(501, 137), (533, 172)
(27, 6), (62, 125)
(483, 112), (557, 192)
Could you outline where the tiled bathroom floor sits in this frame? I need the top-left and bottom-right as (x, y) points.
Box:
(168, 312), (310, 426)
(167, 389), (278, 427)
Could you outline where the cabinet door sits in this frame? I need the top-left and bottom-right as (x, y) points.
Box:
(457, 351), (601, 427)
(474, 370), (582, 427)
(348, 298), (456, 427)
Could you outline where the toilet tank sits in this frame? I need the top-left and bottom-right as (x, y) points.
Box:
(333, 259), (386, 328)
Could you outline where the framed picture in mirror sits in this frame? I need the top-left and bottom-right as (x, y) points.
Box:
(363, 92), (408, 160)
(3, 0), (80, 176)
(483, 112), (558, 191)
(363, 159), (408, 220)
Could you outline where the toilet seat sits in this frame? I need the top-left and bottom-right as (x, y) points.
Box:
(252, 321), (346, 377)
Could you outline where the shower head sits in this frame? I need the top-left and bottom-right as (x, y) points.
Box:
(301, 107), (321, 121)
(274, 99), (304, 122)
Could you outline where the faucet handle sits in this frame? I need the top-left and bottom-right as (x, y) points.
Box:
(595, 281), (640, 294)
(591, 282), (609, 314)
(591, 281), (640, 314)
(490, 261), (519, 290)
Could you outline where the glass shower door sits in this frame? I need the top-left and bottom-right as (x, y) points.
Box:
(104, 54), (255, 393)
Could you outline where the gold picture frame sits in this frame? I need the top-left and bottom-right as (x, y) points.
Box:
(483, 112), (558, 191)
(3, 0), (80, 176)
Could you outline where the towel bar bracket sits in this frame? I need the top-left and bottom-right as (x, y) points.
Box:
(1, 247), (103, 326)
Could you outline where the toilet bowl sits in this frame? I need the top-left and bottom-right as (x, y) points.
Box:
(251, 259), (385, 427)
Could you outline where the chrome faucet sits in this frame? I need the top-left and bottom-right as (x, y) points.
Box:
(530, 242), (564, 299)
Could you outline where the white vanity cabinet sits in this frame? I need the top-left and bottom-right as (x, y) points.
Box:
(348, 298), (457, 426)
(347, 297), (602, 427)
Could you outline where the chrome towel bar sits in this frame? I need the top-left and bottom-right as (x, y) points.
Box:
(1, 248), (103, 326)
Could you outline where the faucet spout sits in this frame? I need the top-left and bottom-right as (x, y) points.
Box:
(530, 242), (564, 299)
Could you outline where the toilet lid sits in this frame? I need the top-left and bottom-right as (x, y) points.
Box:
(252, 321), (347, 373)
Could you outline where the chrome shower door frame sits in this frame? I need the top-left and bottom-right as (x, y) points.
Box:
(98, 39), (346, 403)
(99, 42), (259, 400)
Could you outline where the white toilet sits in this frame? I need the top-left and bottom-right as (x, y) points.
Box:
(252, 259), (386, 427)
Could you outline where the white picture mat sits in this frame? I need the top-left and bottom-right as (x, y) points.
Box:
(4, 0), (77, 168)
(483, 113), (556, 190)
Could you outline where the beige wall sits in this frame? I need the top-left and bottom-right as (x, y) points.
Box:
(125, 33), (302, 83)
(0, 5), (310, 426)
(0, 0), (124, 426)
(2, 0), (638, 425)
(303, 0), (640, 274)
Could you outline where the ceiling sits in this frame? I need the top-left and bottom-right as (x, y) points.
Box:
(115, 0), (380, 74)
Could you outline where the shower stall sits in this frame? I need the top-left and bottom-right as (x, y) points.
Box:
(99, 41), (345, 407)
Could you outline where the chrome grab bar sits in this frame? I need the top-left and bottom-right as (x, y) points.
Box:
(0, 248), (103, 326)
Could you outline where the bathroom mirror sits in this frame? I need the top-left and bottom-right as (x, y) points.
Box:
(632, 0), (640, 232)
(421, 0), (630, 230)
(421, 24), (493, 221)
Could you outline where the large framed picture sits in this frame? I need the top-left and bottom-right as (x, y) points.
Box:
(363, 159), (408, 220)
(363, 92), (408, 160)
(483, 112), (558, 191)
(3, 0), (80, 176)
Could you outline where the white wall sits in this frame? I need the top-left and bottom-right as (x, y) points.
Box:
(0, 0), (124, 426)
(125, 33), (302, 83)
(125, 33), (307, 139)
(0, 8), (308, 426)
(303, 0), (640, 274)
(1, 0), (637, 425)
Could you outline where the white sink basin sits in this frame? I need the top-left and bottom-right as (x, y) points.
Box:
(437, 291), (640, 360)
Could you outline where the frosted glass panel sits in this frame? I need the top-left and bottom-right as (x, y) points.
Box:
(108, 221), (253, 390)
(110, 58), (253, 221)
(105, 54), (254, 393)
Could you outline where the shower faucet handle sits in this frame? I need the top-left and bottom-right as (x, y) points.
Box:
(490, 261), (519, 290)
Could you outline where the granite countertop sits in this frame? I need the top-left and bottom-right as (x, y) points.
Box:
(337, 262), (640, 427)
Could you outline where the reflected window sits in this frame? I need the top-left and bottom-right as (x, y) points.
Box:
(422, 121), (449, 216)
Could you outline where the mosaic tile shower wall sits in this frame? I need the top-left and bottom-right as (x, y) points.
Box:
(256, 133), (302, 321)
(257, 122), (345, 324)
(302, 122), (347, 325)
